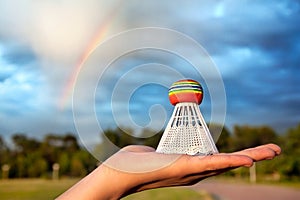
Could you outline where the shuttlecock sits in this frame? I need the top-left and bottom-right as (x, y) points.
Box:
(156, 79), (219, 155)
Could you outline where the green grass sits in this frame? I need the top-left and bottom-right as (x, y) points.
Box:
(0, 179), (211, 200)
(0, 179), (78, 200)
(1, 177), (299, 200)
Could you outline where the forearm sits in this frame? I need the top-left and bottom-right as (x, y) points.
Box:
(56, 164), (130, 200)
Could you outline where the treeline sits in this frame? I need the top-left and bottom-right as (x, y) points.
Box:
(0, 134), (97, 178)
(0, 123), (299, 180)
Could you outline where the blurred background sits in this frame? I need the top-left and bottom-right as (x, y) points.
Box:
(0, 0), (299, 199)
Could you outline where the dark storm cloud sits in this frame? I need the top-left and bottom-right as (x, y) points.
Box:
(190, 1), (300, 56)
(224, 61), (300, 132)
(0, 41), (37, 83)
(121, 0), (300, 60)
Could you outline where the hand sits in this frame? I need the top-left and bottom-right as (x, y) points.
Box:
(57, 143), (281, 200)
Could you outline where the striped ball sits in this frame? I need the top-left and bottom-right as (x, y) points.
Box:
(168, 79), (203, 105)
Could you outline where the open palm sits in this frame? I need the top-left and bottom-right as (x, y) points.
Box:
(57, 143), (281, 200)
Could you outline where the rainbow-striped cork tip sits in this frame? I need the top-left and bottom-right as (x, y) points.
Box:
(168, 79), (203, 106)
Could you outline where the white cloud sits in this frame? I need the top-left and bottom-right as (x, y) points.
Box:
(0, 0), (121, 63)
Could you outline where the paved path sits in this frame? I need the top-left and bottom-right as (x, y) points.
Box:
(193, 180), (300, 200)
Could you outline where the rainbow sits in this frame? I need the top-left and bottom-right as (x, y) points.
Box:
(58, 2), (121, 110)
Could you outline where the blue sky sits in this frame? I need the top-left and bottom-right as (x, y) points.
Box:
(0, 0), (300, 145)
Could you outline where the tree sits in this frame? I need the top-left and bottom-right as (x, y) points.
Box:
(27, 156), (48, 177)
(70, 152), (87, 177)
(284, 124), (300, 154)
(63, 134), (80, 152)
(15, 155), (27, 178)
(0, 136), (9, 165)
(279, 124), (300, 178)
(0, 136), (7, 152)
(58, 152), (70, 176)
(138, 128), (163, 148)
(210, 124), (233, 153)
(12, 134), (40, 154)
(94, 128), (122, 160)
(232, 125), (277, 151)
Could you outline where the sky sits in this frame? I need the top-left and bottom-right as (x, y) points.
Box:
(0, 0), (300, 147)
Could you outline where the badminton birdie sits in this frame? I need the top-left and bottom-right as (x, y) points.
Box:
(156, 79), (219, 155)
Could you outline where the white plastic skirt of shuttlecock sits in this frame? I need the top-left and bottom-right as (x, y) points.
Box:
(156, 102), (219, 155)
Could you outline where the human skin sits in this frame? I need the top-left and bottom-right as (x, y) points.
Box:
(56, 143), (281, 200)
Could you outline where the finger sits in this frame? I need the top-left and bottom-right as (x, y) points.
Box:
(265, 143), (281, 155)
(201, 154), (254, 169)
(232, 143), (281, 161)
(237, 144), (281, 155)
(182, 154), (253, 174)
